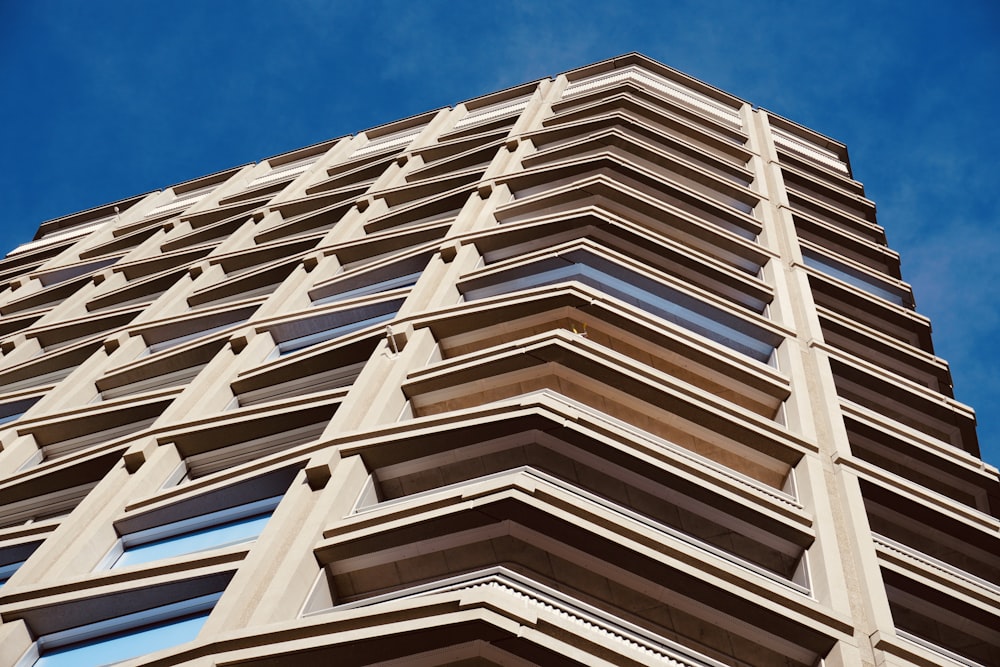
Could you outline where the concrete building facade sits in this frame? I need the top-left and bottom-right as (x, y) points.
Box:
(0, 54), (996, 666)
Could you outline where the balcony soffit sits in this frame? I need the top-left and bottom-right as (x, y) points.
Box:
(559, 72), (745, 142)
(78, 223), (165, 261)
(407, 283), (785, 384)
(338, 409), (810, 541)
(231, 332), (381, 397)
(207, 235), (323, 275)
(455, 209), (771, 311)
(363, 185), (474, 235)
(492, 175), (771, 274)
(154, 398), (338, 458)
(456, 239), (787, 339)
(374, 167), (486, 209)
(186, 255), (302, 308)
(522, 127), (757, 204)
(254, 198), (360, 247)
(314, 488), (839, 664)
(95, 342), (226, 394)
(548, 86), (748, 153)
(413, 127), (512, 163)
(307, 246), (434, 303)
(304, 154), (397, 196)
(525, 109), (754, 177)
(265, 181), (371, 221)
(496, 153), (760, 237)
(331, 472), (811, 598)
(86, 267), (190, 312)
(159, 217), (253, 255)
(401, 331), (806, 469)
(409, 308), (787, 422)
(0, 274), (92, 317)
(405, 140), (505, 182)
(112, 245), (214, 281)
(179, 195), (271, 230)
(130, 301), (259, 346)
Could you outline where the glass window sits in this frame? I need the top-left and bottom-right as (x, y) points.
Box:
(31, 594), (219, 667)
(0, 412), (25, 427)
(0, 396), (41, 427)
(801, 248), (908, 306)
(147, 320), (246, 355)
(0, 560), (25, 588)
(275, 311), (395, 357)
(463, 254), (778, 363)
(312, 271), (421, 306)
(35, 612), (208, 667)
(112, 496), (279, 569)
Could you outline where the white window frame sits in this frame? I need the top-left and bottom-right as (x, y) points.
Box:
(183, 422), (326, 479)
(462, 257), (777, 363)
(350, 127), (424, 158)
(145, 321), (246, 355)
(40, 417), (158, 461)
(100, 365), (205, 401)
(248, 156), (319, 187)
(237, 359), (367, 407)
(271, 311), (396, 359)
(311, 271), (421, 307)
(6, 220), (108, 258)
(17, 592), (221, 667)
(101, 495), (282, 570)
(0, 483), (95, 530)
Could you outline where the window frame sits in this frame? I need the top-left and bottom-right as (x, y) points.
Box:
(19, 592), (220, 667)
(104, 495), (282, 570)
(460, 252), (779, 363)
(273, 311), (396, 358)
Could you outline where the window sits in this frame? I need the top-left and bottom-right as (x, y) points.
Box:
(28, 594), (218, 667)
(0, 483), (96, 530)
(106, 466), (300, 569)
(563, 65), (743, 130)
(145, 184), (215, 217)
(312, 272), (420, 306)
(350, 125), (425, 158)
(272, 311), (396, 358)
(146, 321), (245, 355)
(111, 496), (279, 569)
(0, 541), (39, 588)
(801, 248), (909, 306)
(308, 251), (431, 307)
(236, 359), (367, 407)
(247, 155), (318, 188)
(461, 251), (779, 363)
(0, 559), (25, 587)
(0, 396), (41, 427)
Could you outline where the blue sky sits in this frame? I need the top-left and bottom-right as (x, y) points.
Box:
(1, 1), (998, 465)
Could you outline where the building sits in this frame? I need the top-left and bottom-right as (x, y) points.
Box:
(0, 53), (996, 667)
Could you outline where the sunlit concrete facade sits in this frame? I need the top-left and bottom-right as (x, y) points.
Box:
(0, 54), (996, 666)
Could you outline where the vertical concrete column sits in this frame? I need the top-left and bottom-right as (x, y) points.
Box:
(746, 105), (895, 665)
(9, 438), (184, 582)
(201, 454), (371, 631)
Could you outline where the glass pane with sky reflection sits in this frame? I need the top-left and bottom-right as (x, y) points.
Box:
(114, 512), (272, 568)
(34, 611), (209, 667)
